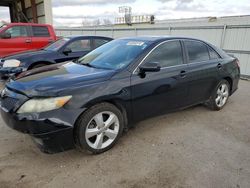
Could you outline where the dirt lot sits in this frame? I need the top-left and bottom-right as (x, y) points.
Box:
(0, 80), (249, 188)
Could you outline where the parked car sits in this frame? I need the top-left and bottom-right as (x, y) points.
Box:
(0, 22), (58, 58)
(0, 36), (240, 154)
(0, 36), (113, 78)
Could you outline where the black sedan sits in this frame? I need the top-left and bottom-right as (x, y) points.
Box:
(0, 36), (240, 154)
(0, 35), (112, 77)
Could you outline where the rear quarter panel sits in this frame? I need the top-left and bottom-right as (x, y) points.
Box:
(221, 57), (240, 94)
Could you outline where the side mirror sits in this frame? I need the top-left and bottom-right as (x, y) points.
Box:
(138, 62), (161, 78)
(139, 62), (160, 72)
(63, 47), (72, 55)
(0, 32), (11, 39)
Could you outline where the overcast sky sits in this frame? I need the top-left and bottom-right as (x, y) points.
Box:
(0, 0), (250, 27)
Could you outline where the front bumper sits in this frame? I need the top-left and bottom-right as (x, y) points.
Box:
(0, 67), (23, 79)
(0, 59), (24, 79)
(0, 88), (85, 153)
(0, 108), (79, 153)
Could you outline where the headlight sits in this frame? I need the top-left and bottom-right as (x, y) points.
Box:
(3, 59), (21, 67)
(17, 96), (72, 114)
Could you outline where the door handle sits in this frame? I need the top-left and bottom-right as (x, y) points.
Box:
(179, 70), (187, 78)
(217, 63), (222, 69)
(25, 39), (32, 43)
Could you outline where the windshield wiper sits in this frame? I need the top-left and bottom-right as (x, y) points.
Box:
(83, 63), (96, 68)
(81, 62), (104, 69)
(74, 59), (94, 67)
(78, 61), (112, 70)
(73, 59), (79, 63)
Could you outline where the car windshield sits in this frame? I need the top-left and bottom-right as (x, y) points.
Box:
(78, 39), (151, 70)
(44, 38), (70, 51)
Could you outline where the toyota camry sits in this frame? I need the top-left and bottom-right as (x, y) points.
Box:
(0, 36), (240, 154)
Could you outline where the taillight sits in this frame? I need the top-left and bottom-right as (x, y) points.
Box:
(235, 59), (240, 68)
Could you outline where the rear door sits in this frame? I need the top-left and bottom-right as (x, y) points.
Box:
(0, 25), (31, 56)
(31, 26), (53, 49)
(131, 40), (189, 121)
(183, 40), (222, 104)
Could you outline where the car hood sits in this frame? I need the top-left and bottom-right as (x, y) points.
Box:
(3, 49), (53, 60)
(6, 62), (116, 97)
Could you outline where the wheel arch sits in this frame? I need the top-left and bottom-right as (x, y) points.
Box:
(105, 99), (129, 131)
(223, 76), (233, 94)
(74, 99), (129, 132)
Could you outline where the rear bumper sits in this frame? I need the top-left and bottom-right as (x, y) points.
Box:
(1, 107), (84, 153)
(230, 67), (240, 95)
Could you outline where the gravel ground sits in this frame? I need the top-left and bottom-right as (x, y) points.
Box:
(0, 80), (249, 188)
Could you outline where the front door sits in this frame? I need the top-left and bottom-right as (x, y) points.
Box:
(0, 25), (31, 57)
(56, 38), (92, 63)
(131, 40), (189, 121)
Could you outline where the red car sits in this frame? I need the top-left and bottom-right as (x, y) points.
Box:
(0, 23), (57, 58)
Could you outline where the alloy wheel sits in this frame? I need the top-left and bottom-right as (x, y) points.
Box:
(85, 111), (120, 150)
(215, 83), (229, 108)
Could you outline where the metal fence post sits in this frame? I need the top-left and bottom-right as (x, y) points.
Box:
(220, 24), (227, 48)
(112, 28), (114, 38)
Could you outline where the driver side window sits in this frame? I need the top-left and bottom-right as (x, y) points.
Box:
(4, 26), (28, 37)
(66, 39), (91, 52)
(144, 40), (183, 68)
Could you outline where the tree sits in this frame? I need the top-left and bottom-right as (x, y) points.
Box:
(103, 18), (112, 25)
(93, 19), (101, 26)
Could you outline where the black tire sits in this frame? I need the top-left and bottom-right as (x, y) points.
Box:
(206, 79), (230, 111)
(74, 102), (124, 154)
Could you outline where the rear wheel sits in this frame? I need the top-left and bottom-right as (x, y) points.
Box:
(74, 103), (124, 154)
(206, 79), (230, 110)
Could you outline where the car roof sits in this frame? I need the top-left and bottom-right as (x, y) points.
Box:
(7, 22), (52, 27)
(64, 35), (113, 40)
(120, 36), (228, 58)
(119, 36), (206, 43)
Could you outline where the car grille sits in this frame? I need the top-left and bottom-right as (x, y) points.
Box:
(1, 97), (19, 112)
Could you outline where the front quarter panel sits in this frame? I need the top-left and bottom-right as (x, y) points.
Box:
(63, 70), (132, 122)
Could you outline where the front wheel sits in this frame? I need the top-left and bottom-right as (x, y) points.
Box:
(74, 103), (124, 154)
(206, 80), (230, 110)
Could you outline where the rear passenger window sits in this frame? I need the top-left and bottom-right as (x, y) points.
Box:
(144, 40), (183, 68)
(185, 40), (209, 63)
(94, 39), (110, 48)
(32, 26), (50, 37)
(208, 47), (220, 59)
